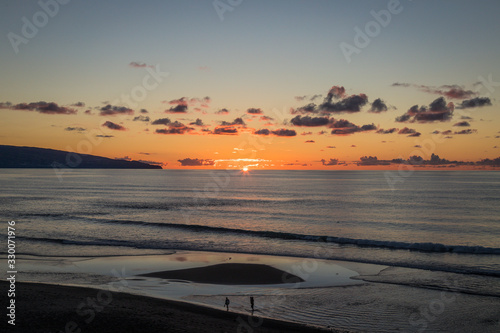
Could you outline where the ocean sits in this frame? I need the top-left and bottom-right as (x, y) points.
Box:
(2, 169), (500, 331)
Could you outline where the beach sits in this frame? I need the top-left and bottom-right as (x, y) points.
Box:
(1, 281), (338, 333)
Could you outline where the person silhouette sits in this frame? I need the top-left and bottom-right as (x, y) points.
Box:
(250, 296), (254, 312)
(224, 297), (230, 311)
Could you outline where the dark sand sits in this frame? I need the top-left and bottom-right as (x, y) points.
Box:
(139, 263), (305, 285)
(1, 281), (347, 333)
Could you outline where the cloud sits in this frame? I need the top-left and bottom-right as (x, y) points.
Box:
(392, 83), (477, 99)
(213, 127), (238, 135)
(133, 115), (150, 122)
(290, 115), (330, 126)
(71, 102), (85, 107)
(8, 101), (77, 115)
(291, 103), (317, 114)
(457, 97), (492, 109)
(65, 127), (86, 132)
(215, 108), (230, 115)
(178, 158), (215, 166)
(358, 156), (391, 166)
(151, 118), (171, 125)
(137, 159), (166, 167)
(129, 61), (153, 68)
(376, 128), (398, 134)
(369, 98), (388, 112)
(272, 128), (297, 137)
(140, 109), (149, 114)
(326, 86), (346, 99)
(189, 118), (205, 126)
(102, 121), (127, 131)
(329, 119), (376, 135)
(396, 97), (454, 123)
(321, 158), (339, 166)
(326, 146), (336, 148)
(319, 94), (368, 114)
(166, 104), (188, 113)
(454, 129), (477, 135)
(453, 121), (470, 127)
(247, 108), (263, 114)
(305, 140), (315, 143)
(100, 104), (134, 116)
(398, 127), (421, 136)
(254, 129), (271, 136)
(96, 135), (114, 138)
(220, 117), (245, 126)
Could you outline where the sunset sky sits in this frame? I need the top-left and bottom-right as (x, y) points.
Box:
(1, 0), (499, 169)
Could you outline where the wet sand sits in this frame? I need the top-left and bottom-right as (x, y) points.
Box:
(2, 281), (348, 333)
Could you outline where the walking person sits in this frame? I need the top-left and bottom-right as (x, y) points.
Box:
(250, 296), (254, 313)
(224, 297), (230, 311)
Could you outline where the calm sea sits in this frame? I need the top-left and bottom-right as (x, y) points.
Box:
(1, 169), (499, 276)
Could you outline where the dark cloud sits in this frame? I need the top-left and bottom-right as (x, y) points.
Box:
(260, 115), (274, 122)
(189, 118), (204, 126)
(398, 127), (420, 136)
(247, 108), (263, 114)
(140, 109), (149, 114)
(178, 158), (215, 166)
(319, 94), (368, 114)
(100, 104), (134, 116)
(96, 135), (114, 138)
(326, 86), (346, 99)
(102, 121), (127, 131)
(305, 140), (315, 143)
(220, 117), (245, 126)
(301, 131), (313, 135)
(71, 102), (85, 107)
(396, 97), (454, 123)
(133, 115), (150, 122)
(453, 121), (470, 127)
(358, 156), (391, 166)
(155, 127), (190, 135)
(376, 128), (398, 134)
(166, 104), (188, 113)
(65, 127), (86, 132)
(370, 98), (388, 112)
(215, 108), (230, 115)
(272, 129), (297, 137)
(254, 128), (271, 135)
(10, 101), (77, 115)
(457, 97), (492, 109)
(321, 158), (339, 166)
(454, 129), (477, 135)
(329, 119), (376, 135)
(326, 146), (336, 148)
(213, 127), (238, 135)
(291, 103), (317, 114)
(290, 115), (330, 127)
(151, 118), (171, 125)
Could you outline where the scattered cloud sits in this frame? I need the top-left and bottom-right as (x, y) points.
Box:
(178, 158), (215, 166)
(396, 97), (454, 123)
(369, 98), (388, 112)
(102, 121), (127, 131)
(133, 115), (150, 122)
(321, 158), (339, 166)
(453, 121), (470, 127)
(376, 128), (398, 134)
(151, 118), (171, 125)
(6, 101), (77, 115)
(166, 104), (188, 113)
(290, 115), (330, 126)
(392, 83), (477, 99)
(215, 108), (230, 115)
(247, 108), (263, 114)
(65, 127), (86, 132)
(100, 104), (134, 116)
(329, 119), (377, 135)
(305, 140), (315, 143)
(457, 97), (492, 109)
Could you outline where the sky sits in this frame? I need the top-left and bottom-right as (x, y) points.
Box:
(1, 0), (499, 169)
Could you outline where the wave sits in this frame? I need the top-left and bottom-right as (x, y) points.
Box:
(104, 219), (500, 255)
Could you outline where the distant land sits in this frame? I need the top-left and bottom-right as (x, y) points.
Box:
(0, 145), (162, 169)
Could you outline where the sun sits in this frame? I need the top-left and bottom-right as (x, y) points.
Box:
(242, 166), (249, 172)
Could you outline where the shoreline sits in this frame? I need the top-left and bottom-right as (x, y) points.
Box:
(1, 281), (347, 333)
